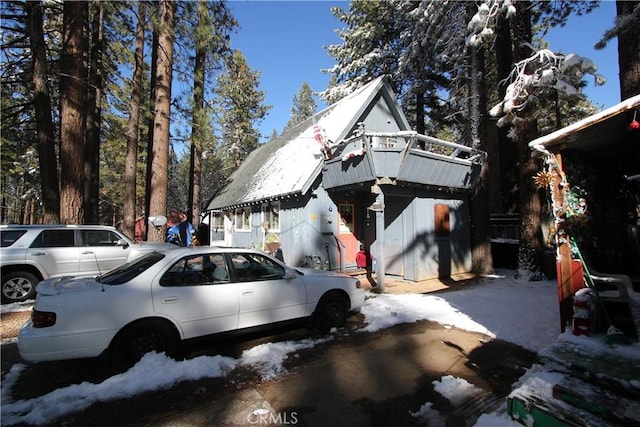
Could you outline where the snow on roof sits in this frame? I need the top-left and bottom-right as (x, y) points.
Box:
(240, 136), (325, 203)
(529, 94), (640, 153)
(207, 76), (390, 210)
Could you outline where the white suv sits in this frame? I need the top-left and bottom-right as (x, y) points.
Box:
(0, 225), (173, 304)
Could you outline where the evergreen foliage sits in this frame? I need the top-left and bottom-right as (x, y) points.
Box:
(284, 82), (317, 132)
(214, 50), (270, 172)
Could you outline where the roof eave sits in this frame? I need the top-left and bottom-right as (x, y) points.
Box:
(529, 95), (640, 154)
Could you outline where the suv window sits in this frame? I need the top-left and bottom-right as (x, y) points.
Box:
(30, 230), (76, 248)
(80, 229), (122, 246)
(0, 230), (27, 247)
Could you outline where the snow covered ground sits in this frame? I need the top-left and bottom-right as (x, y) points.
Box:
(2, 270), (638, 426)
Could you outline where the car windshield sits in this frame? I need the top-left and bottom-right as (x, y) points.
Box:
(96, 251), (165, 285)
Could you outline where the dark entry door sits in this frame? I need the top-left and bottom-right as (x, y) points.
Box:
(337, 202), (359, 265)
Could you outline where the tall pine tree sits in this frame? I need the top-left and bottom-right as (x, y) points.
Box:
(284, 82), (317, 131)
(215, 50), (270, 171)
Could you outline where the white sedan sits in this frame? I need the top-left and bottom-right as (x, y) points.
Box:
(18, 247), (365, 368)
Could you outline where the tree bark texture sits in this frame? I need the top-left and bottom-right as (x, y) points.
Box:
(148, 0), (175, 242)
(144, 28), (159, 242)
(513, 1), (543, 279)
(494, 14), (517, 213)
(616, 1), (640, 100)
(60, 1), (88, 224)
(124, 2), (145, 240)
(188, 0), (206, 229)
(468, 42), (494, 275)
(26, 1), (60, 223)
(84, 3), (103, 224)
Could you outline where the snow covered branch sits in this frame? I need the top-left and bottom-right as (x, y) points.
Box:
(466, 0), (516, 48)
(490, 48), (606, 128)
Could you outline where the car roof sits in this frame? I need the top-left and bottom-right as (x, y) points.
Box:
(157, 246), (280, 259)
(0, 224), (119, 230)
(160, 246), (262, 254)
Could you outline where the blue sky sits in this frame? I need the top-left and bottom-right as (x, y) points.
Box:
(227, 1), (621, 142)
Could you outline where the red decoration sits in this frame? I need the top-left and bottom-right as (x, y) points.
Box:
(630, 110), (639, 131)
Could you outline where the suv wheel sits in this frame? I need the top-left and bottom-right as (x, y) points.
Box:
(2, 271), (38, 303)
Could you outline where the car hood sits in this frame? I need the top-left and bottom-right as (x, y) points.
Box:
(36, 276), (102, 296)
(296, 267), (354, 279)
(133, 242), (176, 249)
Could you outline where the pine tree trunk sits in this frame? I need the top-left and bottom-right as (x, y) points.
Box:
(26, 1), (59, 224)
(59, 1), (88, 224)
(144, 28), (159, 242)
(147, 0), (175, 242)
(513, 1), (544, 279)
(617, 0), (640, 100)
(415, 91), (425, 135)
(123, 2), (145, 240)
(188, 0), (206, 229)
(516, 115), (544, 280)
(494, 14), (517, 212)
(468, 41), (494, 275)
(84, 3), (103, 224)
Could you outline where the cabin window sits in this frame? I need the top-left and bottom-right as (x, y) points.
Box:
(211, 212), (225, 230)
(372, 136), (397, 149)
(235, 207), (251, 231)
(262, 202), (280, 231)
(435, 204), (450, 237)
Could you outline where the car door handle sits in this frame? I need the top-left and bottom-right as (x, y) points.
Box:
(161, 297), (179, 304)
(241, 290), (254, 296)
(31, 252), (46, 256)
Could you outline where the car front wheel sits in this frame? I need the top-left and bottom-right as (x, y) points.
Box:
(314, 292), (349, 332)
(110, 319), (179, 370)
(2, 271), (39, 304)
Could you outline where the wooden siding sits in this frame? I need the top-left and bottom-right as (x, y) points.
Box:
(397, 149), (482, 190)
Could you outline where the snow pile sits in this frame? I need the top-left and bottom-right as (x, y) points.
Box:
(410, 401), (446, 426)
(1, 353), (236, 426)
(0, 301), (33, 314)
(360, 293), (493, 336)
(410, 375), (488, 426)
(238, 337), (332, 380)
(434, 375), (485, 407)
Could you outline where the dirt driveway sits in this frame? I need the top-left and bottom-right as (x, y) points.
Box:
(1, 304), (537, 427)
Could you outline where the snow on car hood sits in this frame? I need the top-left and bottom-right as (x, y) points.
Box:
(36, 276), (102, 296)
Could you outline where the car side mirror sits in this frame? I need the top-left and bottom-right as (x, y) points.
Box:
(116, 239), (129, 249)
(283, 269), (297, 280)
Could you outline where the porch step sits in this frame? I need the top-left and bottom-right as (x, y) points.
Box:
(507, 371), (640, 426)
(552, 376), (640, 426)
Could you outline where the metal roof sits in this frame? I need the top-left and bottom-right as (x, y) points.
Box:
(206, 77), (396, 210)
